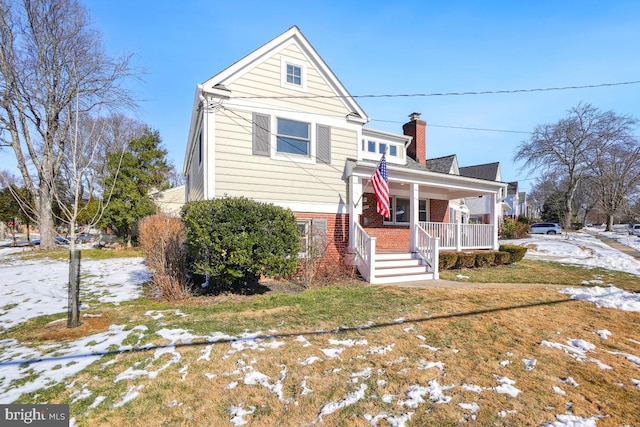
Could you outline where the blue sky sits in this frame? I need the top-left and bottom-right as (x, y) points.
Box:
(32, 1), (640, 192)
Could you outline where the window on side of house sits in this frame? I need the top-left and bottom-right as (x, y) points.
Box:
(276, 118), (310, 157)
(297, 219), (311, 258)
(286, 64), (302, 86)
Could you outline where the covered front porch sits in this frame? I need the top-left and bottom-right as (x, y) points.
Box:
(346, 159), (508, 284)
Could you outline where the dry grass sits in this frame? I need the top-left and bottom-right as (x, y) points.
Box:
(440, 259), (640, 292)
(12, 285), (640, 426)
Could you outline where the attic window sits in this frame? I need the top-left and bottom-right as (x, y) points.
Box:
(281, 57), (306, 91)
(286, 64), (302, 86)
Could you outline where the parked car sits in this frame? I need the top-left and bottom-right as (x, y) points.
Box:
(629, 224), (640, 236)
(530, 222), (562, 235)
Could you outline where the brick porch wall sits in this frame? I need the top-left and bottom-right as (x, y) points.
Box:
(293, 212), (350, 262)
(360, 193), (451, 251)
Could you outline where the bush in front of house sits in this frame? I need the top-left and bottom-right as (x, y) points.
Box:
(475, 251), (495, 268)
(454, 252), (477, 269)
(500, 218), (530, 239)
(438, 252), (458, 270)
(139, 214), (190, 300)
(181, 197), (300, 292)
(493, 251), (511, 266)
(499, 244), (528, 264)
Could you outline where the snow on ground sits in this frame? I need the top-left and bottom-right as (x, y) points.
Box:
(0, 248), (149, 330)
(502, 228), (640, 276)
(0, 233), (639, 425)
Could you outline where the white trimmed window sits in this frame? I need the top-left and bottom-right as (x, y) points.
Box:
(286, 64), (302, 85)
(276, 118), (310, 157)
(281, 57), (306, 91)
(384, 197), (429, 224)
(361, 138), (403, 159)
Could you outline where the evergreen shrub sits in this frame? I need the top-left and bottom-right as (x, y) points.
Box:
(438, 252), (458, 270)
(498, 244), (528, 264)
(494, 251), (511, 266)
(454, 252), (477, 269)
(181, 197), (300, 291)
(474, 251), (495, 268)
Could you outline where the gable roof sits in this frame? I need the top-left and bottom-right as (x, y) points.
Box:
(459, 162), (501, 181)
(426, 155), (459, 174)
(200, 26), (369, 123)
(507, 181), (518, 195)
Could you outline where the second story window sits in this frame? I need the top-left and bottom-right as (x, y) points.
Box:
(277, 118), (310, 156)
(286, 64), (302, 86)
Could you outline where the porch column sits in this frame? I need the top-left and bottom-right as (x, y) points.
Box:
(490, 192), (499, 250)
(348, 175), (363, 252)
(409, 183), (419, 252)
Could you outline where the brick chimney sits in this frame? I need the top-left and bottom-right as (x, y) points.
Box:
(403, 112), (427, 167)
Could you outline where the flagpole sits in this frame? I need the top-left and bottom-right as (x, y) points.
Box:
(353, 147), (389, 208)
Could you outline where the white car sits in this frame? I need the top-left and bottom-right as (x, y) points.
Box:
(629, 224), (640, 236)
(530, 222), (562, 235)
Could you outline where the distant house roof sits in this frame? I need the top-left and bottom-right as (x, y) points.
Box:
(507, 181), (518, 195)
(426, 155), (458, 174)
(459, 162), (500, 181)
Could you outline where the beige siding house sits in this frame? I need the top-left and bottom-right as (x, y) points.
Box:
(183, 26), (508, 284)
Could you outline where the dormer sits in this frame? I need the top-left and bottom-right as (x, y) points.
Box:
(360, 128), (410, 165)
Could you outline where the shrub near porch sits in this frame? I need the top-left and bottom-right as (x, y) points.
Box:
(438, 245), (527, 271)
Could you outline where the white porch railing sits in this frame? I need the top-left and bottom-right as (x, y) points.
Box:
(415, 226), (439, 279)
(354, 222), (375, 282)
(418, 222), (493, 251)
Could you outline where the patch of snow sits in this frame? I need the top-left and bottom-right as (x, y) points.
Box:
(495, 377), (521, 397)
(320, 348), (343, 358)
(368, 343), (395, 354)
(560, 377), (579, 388)
(112, 385), (143, 408)
(608, 351), (640, 367)
(522, 358), (537, 371)
(229, 403), (255, 426)
(561, 286), (640, 312)
(458, 402), (480, 412)
(300, 356), (323, 366)
(552, 386), (566, 395)
(540, 413), (600, 427)
(315, 383), (367, 423)
(595, 329), (611, 339)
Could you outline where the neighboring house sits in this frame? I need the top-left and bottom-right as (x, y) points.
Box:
(518, 191), (531, 218)
(460, 162), (510, 224)
(504, 182), (520, 219)
(183, 26), (508, 284)
(149, 185), (186, 217)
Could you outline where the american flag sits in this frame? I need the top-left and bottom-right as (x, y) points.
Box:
(371, 155), (390, 219)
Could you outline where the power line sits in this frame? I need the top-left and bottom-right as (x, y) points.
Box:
(233, 80), (640, 100)
(371, 119), (532, 135)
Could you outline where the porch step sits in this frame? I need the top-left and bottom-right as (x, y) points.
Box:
(369, 252), (435, 284)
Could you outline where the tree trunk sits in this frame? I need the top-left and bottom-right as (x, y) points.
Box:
(37, 185), (57, 249)
(67, 249), (81, 328)
(605, 215), (615, 232)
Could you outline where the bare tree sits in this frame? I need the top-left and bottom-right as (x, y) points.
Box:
(0, 0), (137, 248)
(590, 140), (640, 231)
(514, 103), (636, 228)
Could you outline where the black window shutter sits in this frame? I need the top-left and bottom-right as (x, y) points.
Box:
(311, 219), (328, 257)
(316, 124), (331, 164)
(252, 113), (270, 156)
